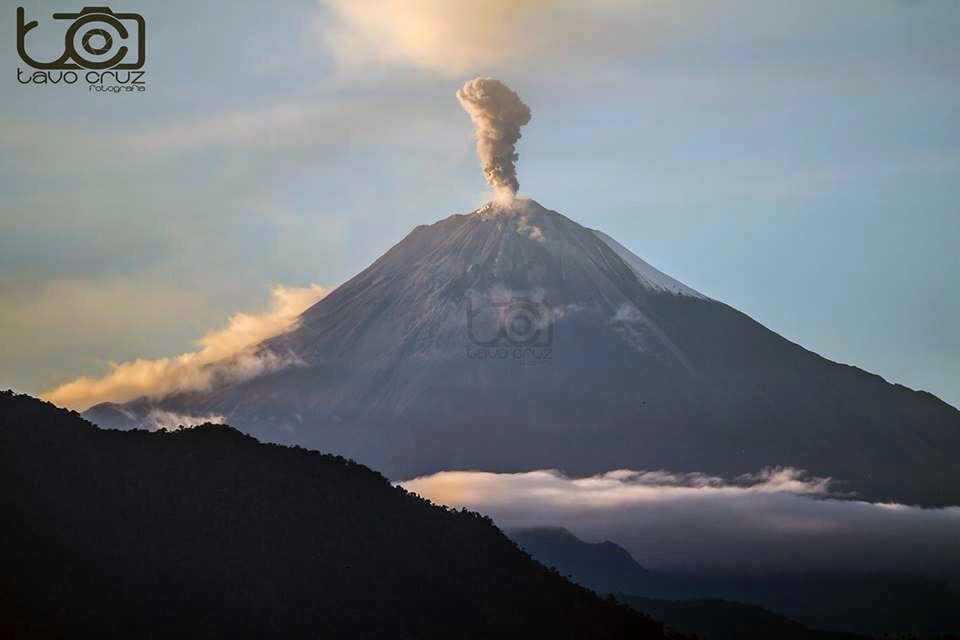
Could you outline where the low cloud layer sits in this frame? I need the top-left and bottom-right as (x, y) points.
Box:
(42, 284), (328, 410)
(401, 468), (960, 574)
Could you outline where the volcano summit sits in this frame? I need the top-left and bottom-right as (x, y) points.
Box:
(85, 200), (960, 506)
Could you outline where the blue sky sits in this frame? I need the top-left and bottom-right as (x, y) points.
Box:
(1, 0), (958, 409)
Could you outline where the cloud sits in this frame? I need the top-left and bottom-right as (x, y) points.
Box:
(401, 467), (960, 573)
(144, 409), (226, 431)
(317, 0), (681, 76)
(319, 0), (549, 75)
(4, 98), (464, 179)
(42, 284), (328, 410)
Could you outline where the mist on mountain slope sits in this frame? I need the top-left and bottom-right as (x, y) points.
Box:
(402, 466), (960, 575)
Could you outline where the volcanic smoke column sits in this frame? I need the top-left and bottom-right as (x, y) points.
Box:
(456, 77), (532, 205)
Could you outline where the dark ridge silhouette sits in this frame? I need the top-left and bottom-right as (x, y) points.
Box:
(618, 597), (869, 640)
(509, 526), (960, 638)
(0, 391), (673, 639)
(509, 526), (649, 594)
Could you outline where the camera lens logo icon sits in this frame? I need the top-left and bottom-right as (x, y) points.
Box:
(467, 297), (553, 347)
(17, 6), (145, 70)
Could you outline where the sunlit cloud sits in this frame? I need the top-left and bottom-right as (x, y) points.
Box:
(317, 0), (670, 76)
(401, 468), (960, 573)
(320, 0), (546, 75)
(42, 284), (328, 410)
(141, 409), (226, 431)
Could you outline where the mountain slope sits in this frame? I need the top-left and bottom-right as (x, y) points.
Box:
(0, 391), (667, 639)
(510, 526), (649, 595)
(620, 597), (868, 640)
(509, 526), (960, 637)
(85, 200), (960, 505)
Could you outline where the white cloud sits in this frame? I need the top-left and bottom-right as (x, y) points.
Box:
(401, 467), (960, 573)
(144, 409), (226, 431)
(42, 284), (328, 410)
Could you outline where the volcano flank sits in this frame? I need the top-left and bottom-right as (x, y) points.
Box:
(85, 200), (960, 506)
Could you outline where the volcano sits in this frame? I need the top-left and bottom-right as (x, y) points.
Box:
(85, 200), (960, 505)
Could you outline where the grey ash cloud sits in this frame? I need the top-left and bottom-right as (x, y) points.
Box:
(456, 77), (531, 205)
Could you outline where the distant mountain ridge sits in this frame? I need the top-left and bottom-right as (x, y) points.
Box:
(510, 526), (649, 594)
(620, 597), (868, 640)
(509, 526), (960, 638)
(84, 200), (960, 506)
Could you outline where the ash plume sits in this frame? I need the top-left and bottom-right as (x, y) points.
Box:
(456, 77), (531, 205)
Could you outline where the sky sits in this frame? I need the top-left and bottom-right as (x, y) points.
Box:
(1, 0), (959, 411)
